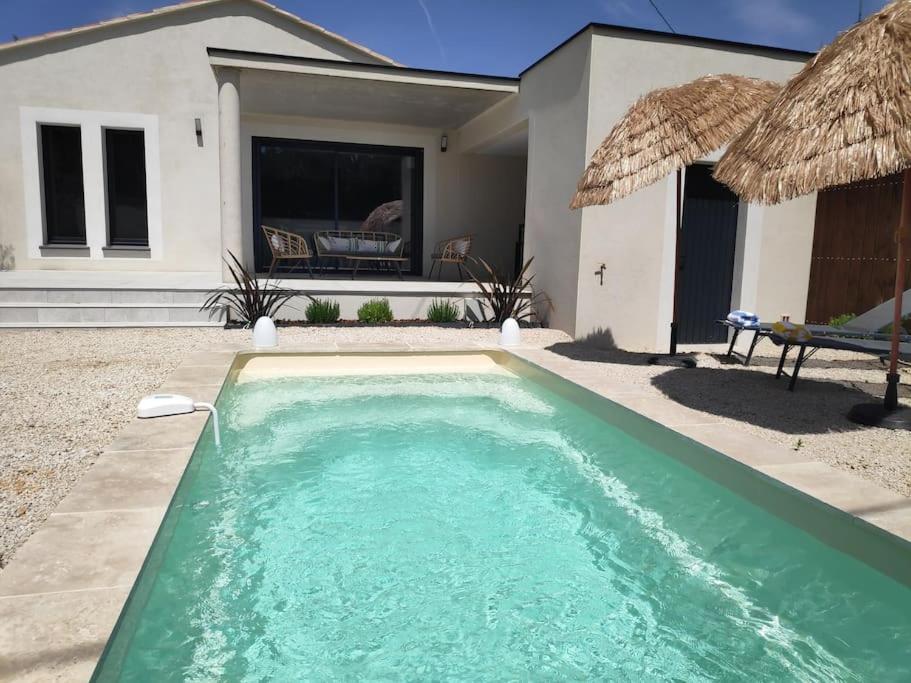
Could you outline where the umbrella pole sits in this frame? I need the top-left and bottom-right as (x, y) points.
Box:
(669, 167), (683, 355)
(884, 168), (911, 410)
(648, 168), (695, 368)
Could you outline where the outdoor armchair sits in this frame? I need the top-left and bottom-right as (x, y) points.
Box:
(261, 225), (314, 279)
(429, 234), (473, 280)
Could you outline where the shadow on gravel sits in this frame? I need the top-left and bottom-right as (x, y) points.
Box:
(546, 328), (658, 366)
(650, 366), (872, 435)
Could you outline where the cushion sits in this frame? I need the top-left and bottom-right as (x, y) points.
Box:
(269, 234), (283, 252)
(385, 238), (402, 255)
(316, 234), (352, 254)
(451, 238), (470, 256)
(354, 238), (384, 255)
(771, 320), (813, 343)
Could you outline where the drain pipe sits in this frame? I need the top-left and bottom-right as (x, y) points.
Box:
(137, 394), (221, 447)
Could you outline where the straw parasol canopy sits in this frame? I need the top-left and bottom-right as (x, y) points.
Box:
(361, 200), (402, 232)
(570, 74), (780, 209)
(716, 0), (911, 415)
(714, 0), (911, 203)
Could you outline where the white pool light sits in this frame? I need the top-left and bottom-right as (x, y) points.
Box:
(499, 317), (521, 346)
(137, 393), (221, 447)
(253, 316), (278, 348)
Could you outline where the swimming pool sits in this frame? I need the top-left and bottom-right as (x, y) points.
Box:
(93, 352), (911, 681)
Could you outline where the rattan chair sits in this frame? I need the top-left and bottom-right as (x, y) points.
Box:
(261, 225), (314, 279)
(429, 234), (473, 280)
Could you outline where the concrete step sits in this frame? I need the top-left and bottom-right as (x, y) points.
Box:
(0, 288), (209, 304)
(0, 321), (225, 329)
(0, 302), (224, 327)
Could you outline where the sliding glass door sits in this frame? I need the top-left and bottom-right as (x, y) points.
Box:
(253, 138), (423, 275)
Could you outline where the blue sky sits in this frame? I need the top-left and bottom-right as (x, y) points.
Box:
(0, 0), (892, 76)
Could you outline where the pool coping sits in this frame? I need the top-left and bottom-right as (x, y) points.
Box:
(1, 342), (909, 682)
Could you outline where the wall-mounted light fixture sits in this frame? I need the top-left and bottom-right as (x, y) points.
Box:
(195, 117), (203, 145)
(440, 134), (448, 153)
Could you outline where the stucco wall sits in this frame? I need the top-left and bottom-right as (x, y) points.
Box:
(753, 194), (818, 322)
(577, 30), (811, 348)
(0, 0), (384, 273)
(454, 153), (526, 275)
(516, 34), (593, 331)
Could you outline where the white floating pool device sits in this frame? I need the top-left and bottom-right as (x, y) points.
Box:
(137, 394), (221, 447)
(253, 316), (278, 348)
(499, 317), (521, 347)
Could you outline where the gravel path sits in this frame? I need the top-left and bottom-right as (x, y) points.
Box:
(1, 327), (908, 569)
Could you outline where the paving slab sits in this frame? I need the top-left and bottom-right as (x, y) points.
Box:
(55, 448), (193, 514)
(106, 410), (208, 452)
(0, 587), (130, 683)
(0, 508), (165, 597)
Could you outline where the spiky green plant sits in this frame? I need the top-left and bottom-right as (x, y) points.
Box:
(200, 251), (297, 325)
(828, 312), (857, 328)
(467, 256), (551, 323)
(879, 313), (911, 336)
(427, 298), (460, 323)
(305, 297), (341, 324)
(357, 298), (394, 324)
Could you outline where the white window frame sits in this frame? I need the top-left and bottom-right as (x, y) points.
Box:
(21, 107), (162, 259)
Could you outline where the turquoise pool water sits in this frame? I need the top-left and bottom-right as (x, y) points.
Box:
(94, 366), (911, 681)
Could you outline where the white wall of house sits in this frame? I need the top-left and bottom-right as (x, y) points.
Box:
(484, 29), (815, 346)
(514, 33), (594, 331)
(0, 0), (522, 280)
(0, 0), (385, 274)
(0, 3), (821, 343)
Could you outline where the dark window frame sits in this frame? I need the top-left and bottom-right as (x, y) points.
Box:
(39, 123), (87, 246)
(252, 137), (424, 276)
(104, 127), (149, 247)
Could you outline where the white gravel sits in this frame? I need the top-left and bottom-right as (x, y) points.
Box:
(1, 326), (908, 570)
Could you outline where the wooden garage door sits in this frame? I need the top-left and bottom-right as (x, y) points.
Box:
(806, 173), (910, 323)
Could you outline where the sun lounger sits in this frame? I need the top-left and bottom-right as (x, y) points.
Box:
(717, 319), (775, 365)
(771, 334), (911, 391)
(717, 319), (911, 366)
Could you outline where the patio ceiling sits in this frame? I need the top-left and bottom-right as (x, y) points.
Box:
(209, 48), (518, 129)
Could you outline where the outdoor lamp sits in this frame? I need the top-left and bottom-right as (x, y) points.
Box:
(253, 316), (278, 348)
(440, 134), (448, 152)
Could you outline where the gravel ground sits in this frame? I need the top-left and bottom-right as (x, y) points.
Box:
(1, 326), (909, 569)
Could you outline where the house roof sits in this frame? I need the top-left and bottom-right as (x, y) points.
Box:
(521, 22), (815, 76)
(207, 47), (519, 87)
(0, 0), (399, 65)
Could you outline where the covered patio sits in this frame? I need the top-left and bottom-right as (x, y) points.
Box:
(210, 48), (529, 283)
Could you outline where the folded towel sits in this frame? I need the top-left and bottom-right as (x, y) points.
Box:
(771, 320), (813, 343)
(727, 310), (760, 329)
(728, 310), (759, 322)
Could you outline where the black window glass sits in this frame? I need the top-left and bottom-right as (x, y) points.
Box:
(337, 152), (403, 228)
(106, 129), (149, 246)
(40, 124), (86, 244)
(255, 140), (421, 274)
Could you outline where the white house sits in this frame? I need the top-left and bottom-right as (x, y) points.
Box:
(0, 0), (825, 348)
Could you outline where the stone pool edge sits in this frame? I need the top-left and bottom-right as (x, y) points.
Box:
(0, 342), (908, 682)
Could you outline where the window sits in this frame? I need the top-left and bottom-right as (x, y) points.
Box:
(253, 139), (422, 274)
(105, 128), (149, 246)
(40, 124), (86, 244)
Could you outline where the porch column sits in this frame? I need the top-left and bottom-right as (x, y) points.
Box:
(217, 67), (243, 281)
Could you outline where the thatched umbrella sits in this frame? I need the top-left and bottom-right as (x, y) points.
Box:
(361, 200), (402, 232)
(571, 74), (780, 356)
(715, 0), (911, 413)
